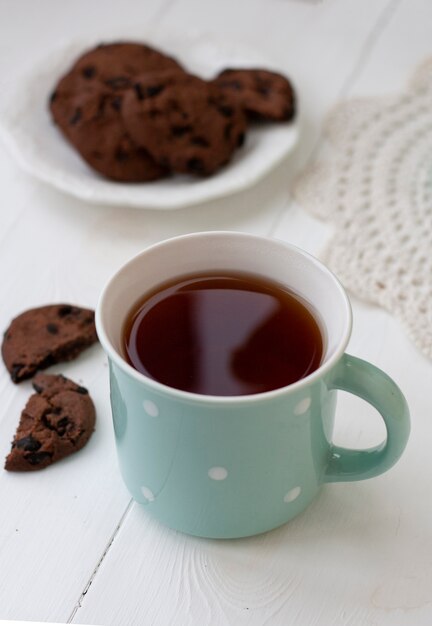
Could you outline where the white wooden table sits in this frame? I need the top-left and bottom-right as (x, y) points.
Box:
(1, 1), (431, 624)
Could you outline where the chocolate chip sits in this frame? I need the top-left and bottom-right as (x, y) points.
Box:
(223, 80), (242, 91)
(208, 97), (234, 117)
(218, 105), (234, 118)
(171, 125), (192, 138)
(257, 85), (270, 97)
(57, 417), (70, 429)
(58, 305), (72, 317)
(11, 364), (23, 383)
(237, 132), (245, 147)
(191, 136), (209, 147)
(41, 414), (55, 431)
(207, 96), (219, 108)
(82, 66), (96, 79)
(46, 323), (58, 335)
(111, 96), (122, 112)
(56, 416), (71, 435)
(39, 354), (55, 371)
(134, 83), (144, 101)
(15, 436), (41, 452)
(69, 108), (82, 126)
(76, 386), (88, 395)
(224, 123), (233, 140)
(95, 95), (109, 116)
(168, 99), (181, 112)
(146, 85), (164, 97)
(187, 158), (205, 174)
(115, 148), (129, 162)
(50, 91), (57, 104)
(149, 109), (162, 118)
(105, 76), (131, 90)
(32, 382), (44, 394)
(25, 451), (52, 465)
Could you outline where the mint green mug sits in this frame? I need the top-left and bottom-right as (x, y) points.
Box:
(96, 232), (410, 538)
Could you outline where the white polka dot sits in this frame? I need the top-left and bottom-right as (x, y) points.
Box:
(143, 400), (159, 417)
(141, 486), (155, 502)
(208, 466), (228, 480)
(294, 397), (311, 415)
(284, 486), (301, 503)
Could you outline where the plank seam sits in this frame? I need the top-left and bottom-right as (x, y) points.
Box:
(67, 499), (134, 624)
(65, 0), (178, 620)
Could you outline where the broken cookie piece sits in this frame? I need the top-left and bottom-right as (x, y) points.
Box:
(5, 373), (96, 471)
(2, 304), (98, 383)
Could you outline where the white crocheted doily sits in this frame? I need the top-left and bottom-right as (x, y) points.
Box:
(295, 58), (432, 358)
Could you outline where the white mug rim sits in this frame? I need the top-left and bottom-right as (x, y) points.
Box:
(95, 231), (352, 406)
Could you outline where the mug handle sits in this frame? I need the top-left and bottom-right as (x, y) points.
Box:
(324, 353), (410, 483)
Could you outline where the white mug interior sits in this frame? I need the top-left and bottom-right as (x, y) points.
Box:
(97, 232), (352, 395)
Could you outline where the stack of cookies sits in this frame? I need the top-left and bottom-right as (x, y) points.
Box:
(49, 41), (296, 182)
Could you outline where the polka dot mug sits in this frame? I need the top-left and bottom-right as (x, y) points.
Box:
(96, 232), (410, 538)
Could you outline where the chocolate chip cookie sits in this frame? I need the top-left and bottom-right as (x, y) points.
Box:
(51, 79), (167, 182)
(212, 68), (296, 121)
(122, 72), (247, 175)
(2, 304), (98, 383)
(5, 373), (96, 471)
(49, 41), (184, 181)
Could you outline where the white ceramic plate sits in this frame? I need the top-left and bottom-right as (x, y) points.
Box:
(0, 34), (300, 209)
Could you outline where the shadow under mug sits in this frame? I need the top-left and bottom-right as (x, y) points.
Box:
(96, 232), (410, 538)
